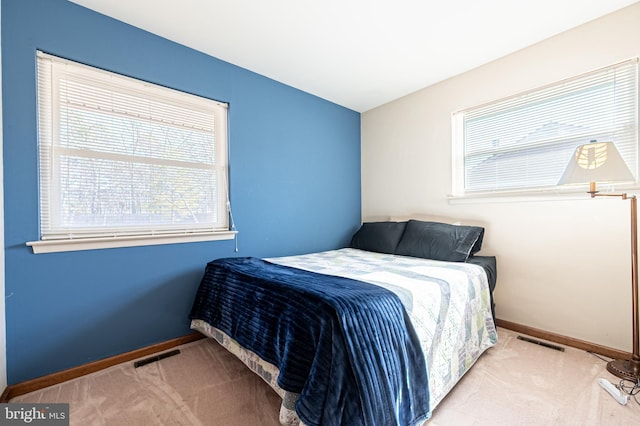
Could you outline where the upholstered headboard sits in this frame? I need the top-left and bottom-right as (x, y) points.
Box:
(388, 214), (461, 225)
(387, 214), (487, 229)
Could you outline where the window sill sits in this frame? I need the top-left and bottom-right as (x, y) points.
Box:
(448, 185), (639, 204)
(26, 231), (238, 254)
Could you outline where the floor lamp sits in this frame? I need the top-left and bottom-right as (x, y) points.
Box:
(558, 141), (640, 382)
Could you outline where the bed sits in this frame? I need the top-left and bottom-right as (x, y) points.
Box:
(190, 219), (498, 426)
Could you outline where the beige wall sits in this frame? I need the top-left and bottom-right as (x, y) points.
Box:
(361, 3), (640, 351)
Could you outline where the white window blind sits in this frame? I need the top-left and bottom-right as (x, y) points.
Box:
(36, 51), (229, 241)
(452, 59), (638, 196)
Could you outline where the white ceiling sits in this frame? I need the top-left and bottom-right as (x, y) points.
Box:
(70, 0), (638, 112)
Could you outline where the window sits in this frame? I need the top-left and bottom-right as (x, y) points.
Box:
(30, 52), (233, 253)
(452, 59), (638, 197)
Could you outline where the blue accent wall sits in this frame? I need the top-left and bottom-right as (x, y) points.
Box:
(1, 0), (361, 384)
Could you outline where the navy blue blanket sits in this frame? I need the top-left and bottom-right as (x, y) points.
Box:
(189, 257), (430, 426)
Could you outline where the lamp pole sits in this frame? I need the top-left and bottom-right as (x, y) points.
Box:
(590, 184), (640, 382)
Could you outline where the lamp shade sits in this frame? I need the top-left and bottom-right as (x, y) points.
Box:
(558, 141), (634, 185)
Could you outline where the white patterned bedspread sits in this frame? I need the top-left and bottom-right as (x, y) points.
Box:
(192, 248), (497, 424)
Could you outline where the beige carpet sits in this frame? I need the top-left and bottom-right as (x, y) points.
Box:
(11, 328), (640, 425)
(429, 329), (640, 426)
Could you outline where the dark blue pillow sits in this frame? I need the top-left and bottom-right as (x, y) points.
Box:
(395, 220), (484, 262)
(349, 221), (407, 254)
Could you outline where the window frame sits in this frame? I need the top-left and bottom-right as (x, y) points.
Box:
(28, 52), (235, 254)
(451, 59), (639, 201)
